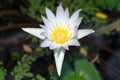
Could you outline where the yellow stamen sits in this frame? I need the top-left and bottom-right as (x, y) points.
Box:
(51, 25), (70, 44)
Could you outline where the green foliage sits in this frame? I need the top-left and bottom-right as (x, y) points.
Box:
(75, 59), (101, 80)
(95, 0), (106, 9)
(11, 55), (34, 80)
(116, 2), (120, 11)
(36, 74), (45, 80)
(31, 74), (45, 80)
(65, 0), (107, 27)
(0, 61), (6, 80)
(91, 17), (107, 27)
(64, 74), (84, 80)
(11, 51), (21, 60)
(0, 69), (6, 80)
(11, 54), (46, 80)
(95, 0), (120, 11)
(20, 0), (60, 22)
(20, 0), (106, 27)
(33, 46), (50, 60)
(29, 36), (50, 60)
(51, 59), (101, 80)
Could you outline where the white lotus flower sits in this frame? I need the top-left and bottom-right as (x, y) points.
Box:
(22, 4), (95, 76)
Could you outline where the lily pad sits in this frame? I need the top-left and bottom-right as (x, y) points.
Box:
(63, 73), (84, 80)
(74, 59), (101, 80)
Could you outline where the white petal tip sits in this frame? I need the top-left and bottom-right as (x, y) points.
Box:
(77, 29), (95, 39)
(79, 9), (82, 11)
(54, 49), (65, 76)
(58, 72), (61, 76)
(45, 7), (48, 9)
(22, 28), (31, 32)
(41, 15), (44, 18)
(22, 28), (26, 31)
(77, 9), (82, 13)
(91, 30), (95, 33)
(59, 3), (62, 6)
(45, 7), (49, 11)
(21, 28), (45, 39)
(80, 17), (83, 20)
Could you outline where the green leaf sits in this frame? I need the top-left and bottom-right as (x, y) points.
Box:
(19, 6), (27, 15)
(64, 73), (84, 80)
(11, 51), (21, 60)
(105, 0), (117, 10)
(74, 59), (101, 80)
(95, 0), (106, 9)
(0, 69), (6, 80)
(116, 2), (120, 11)
(36, 74), (45, 80)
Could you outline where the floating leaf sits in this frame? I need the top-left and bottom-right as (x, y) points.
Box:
(74, 59), (101, 80)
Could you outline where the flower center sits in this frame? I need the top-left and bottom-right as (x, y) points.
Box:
(51, 26), (70, 44)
